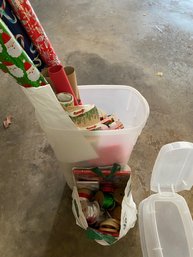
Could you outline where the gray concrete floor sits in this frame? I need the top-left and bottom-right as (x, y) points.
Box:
(1, 0), (193, 256)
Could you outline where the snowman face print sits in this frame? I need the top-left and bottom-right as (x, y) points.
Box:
(6, 39), (22, 58)
(27, 66), (40, 81)
(8, 65), (24, 78)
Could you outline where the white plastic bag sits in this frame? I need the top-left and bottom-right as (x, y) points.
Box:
(72, 176), (137, 245)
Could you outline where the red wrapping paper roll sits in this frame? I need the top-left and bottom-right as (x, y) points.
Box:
(7, 0), (60, 67)
(48, 65), (78, 105)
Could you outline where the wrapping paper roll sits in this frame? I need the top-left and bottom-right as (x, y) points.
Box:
(67, 104), (100, 128)
(41, 67), (55, 89)
(0, 19), (47, 87)
(0, 0), (45, 71)
(56, 92), (74, 110)
(64, 66), (82, 105)
(7, 0), (60, 67)
(48, 65), (78, 105)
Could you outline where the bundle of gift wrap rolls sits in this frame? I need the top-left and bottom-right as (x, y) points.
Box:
(73, 164), (131, 237)
(42, 65), (124, 131)
(0, 0), (124, 131)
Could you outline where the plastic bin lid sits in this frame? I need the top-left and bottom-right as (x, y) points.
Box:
(139, 141), (193, 257)
(139, 193), (193, 257)
(150, 141), (193, 193)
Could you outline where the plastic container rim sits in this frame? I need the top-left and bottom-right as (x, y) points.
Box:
(78, 85), (150, 136)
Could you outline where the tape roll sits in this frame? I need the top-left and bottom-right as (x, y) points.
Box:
(56, 92), (74, 110)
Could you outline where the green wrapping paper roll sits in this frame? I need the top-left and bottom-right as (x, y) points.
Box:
(0, 19), (47, 87)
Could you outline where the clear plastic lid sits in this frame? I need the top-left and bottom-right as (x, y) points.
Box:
(139, 141), (193, 257)
(151, 141), (193, 192)
(139, 194), (193, 257)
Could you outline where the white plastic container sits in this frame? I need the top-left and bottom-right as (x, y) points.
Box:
(76, 85), (149, 166)
(139, 141), (193, 257)
(22, 84), (149, 187)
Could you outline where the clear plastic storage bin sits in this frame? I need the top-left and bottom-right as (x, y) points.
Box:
(76, 85), (150, 166)
(139, 141), (193, 257)
(23, 84), (149, 187)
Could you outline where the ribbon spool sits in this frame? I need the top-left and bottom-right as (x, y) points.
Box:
(95, 191), (115, 210)
(99, 218), (120, 233)
(56, 92), (74, 110)
(78, 188), (92, 200)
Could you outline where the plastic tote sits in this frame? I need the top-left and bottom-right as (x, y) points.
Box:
(76, 85), (150, 167)
(139, 141), (193, 257)
(22, 84), (149, 187)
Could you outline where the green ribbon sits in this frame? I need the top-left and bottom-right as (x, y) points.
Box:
(91, 163), (121, 180)
(102, 193), (115, 209)
(86, 228), (117, 245)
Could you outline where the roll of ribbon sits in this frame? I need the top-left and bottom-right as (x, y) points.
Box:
(67, 104), (100, 128)
(7, 0), (60, 67)
(48, 65), (78, 105)
(56, 92), (74, 110)
(0, 0), (45, 71)
(95, 191), (115, 210)
(78, 188), (92, 200)
(0, 19), (47, 87)
(99, 218), (120, 233)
